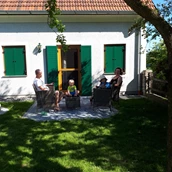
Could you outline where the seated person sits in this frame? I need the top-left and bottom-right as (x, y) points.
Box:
(90, 75), (110, 102)
(110, 67), (123, 101)
(33, 69), (63, 111)
(96, 75), (111, 89)
(65, 79), (79, 97)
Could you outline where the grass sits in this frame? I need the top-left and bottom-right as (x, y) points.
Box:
(0, 98), (168, 172)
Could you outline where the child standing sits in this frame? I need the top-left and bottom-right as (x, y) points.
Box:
(66, 79), (79, 97)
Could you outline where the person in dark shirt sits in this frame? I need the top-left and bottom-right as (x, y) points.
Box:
(110, 67), (123, 101)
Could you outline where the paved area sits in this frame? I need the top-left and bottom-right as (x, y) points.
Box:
(0, 95), (145, 121)
(0, 107), (9, 115)
(120, 94), (146, 100)
(23, 97), (118, 122)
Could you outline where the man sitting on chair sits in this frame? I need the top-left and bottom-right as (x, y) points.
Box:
(33, 69), (63, 111)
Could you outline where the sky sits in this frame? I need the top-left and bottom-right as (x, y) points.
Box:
(146, 0), (165, 50)
(152, 0), (164, 4)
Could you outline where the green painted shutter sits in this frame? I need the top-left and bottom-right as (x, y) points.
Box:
(46, 46), (58, 90)
(4, 47), (15, 75)
(105, 45), (124, 73)
(14, 47), (25, 75)
(81, 46), (92, 96)
(114, 45), (124, 69)
(4, 47), (25, 76)
(105, 46), (114, 73)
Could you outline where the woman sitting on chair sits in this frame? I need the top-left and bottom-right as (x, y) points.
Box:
(110, 67), (123, 101)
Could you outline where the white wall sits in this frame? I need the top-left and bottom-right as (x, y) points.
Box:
(0, 21), (146, 96)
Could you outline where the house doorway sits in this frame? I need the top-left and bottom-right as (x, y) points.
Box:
(58, 45), (81, 92)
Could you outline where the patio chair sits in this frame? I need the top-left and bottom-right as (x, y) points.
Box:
(65, 96), (80, 109)
(111, 81), (123, 103)
(92, 88), (112, 111)
(33, 84), (55, 111)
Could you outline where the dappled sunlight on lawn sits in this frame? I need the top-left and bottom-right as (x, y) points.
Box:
(0, 99), (167, 172)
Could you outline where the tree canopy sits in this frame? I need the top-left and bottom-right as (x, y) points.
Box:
(123, 0), (172, 171)
(147, 40), (168, 80)
(45, 0), (68, 51)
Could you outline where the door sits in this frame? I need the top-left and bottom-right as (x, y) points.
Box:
(58, 45), (81, 92)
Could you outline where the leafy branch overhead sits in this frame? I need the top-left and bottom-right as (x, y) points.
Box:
(45, 0), (68, 51)
(123, 0), (172, 171)
(128, 0), (172, 42)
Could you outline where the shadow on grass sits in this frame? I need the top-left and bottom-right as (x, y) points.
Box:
(0, 99), (167, 172)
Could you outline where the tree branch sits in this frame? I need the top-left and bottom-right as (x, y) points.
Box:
(124, 0), (172, 43)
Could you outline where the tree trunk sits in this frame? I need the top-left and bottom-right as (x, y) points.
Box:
(123, 0), (172, 171)
(168, 65), (172, 172)
(167, 35), (172, 172)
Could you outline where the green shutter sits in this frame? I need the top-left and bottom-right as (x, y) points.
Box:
(4, 47), (26, 76)
(105, 46), (114, 73)
(105, 45), (124, 73)
(14, 47), (25, 75)
(114, 45), (124, 69)
(4, 47), (15, 75)
(46, 46), (58, 90)
(81, 46), (92, 96)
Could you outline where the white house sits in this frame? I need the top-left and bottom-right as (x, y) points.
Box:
(0, 0), (151, 97)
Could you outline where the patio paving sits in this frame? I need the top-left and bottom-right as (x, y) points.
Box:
(0, 107), (9, 115)
(23, 97), (118, 122)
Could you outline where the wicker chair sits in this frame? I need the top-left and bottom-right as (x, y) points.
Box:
(33, 84), (55, 111)
(65, 96), (80, 109)
(92, 88), (112, 111)
(111, 81), (123, 103)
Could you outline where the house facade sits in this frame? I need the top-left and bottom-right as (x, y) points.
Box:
(0, 0), (149, 97)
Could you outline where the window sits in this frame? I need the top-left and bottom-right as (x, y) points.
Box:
(104, 45), (125, 74)
(3, 46), (27, 76)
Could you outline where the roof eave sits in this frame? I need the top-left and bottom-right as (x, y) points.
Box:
(0, 10), (137, 15)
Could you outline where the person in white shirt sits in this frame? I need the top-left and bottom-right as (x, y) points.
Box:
(33, 69), (63, 110)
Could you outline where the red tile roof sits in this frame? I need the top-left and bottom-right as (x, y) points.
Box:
(0, 0), (154, 12)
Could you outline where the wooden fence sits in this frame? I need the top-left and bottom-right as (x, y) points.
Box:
(141, 70), (168, 98)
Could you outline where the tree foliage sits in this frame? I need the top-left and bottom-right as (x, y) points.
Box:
(147, 40), (168, 80)
(146, 0), (172, 41)
(123, 0), (172, 171)
(145, 0), (171, 80)
(129, 0), (172, 41)
(45, 0), (68, 51)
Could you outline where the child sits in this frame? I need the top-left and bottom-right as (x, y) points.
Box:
(96, 75), (110, 89)
(66, 79), (79, 97)
(90, 75), (110, 102)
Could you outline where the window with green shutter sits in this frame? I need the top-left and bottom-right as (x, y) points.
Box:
(104, 45), (125, 74)
(46, 46), (58, 90)
(3, 46), (26, 76)
(81, 46), (92, 96)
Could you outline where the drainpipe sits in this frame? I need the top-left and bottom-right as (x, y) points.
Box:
(137, 29), (141, 95)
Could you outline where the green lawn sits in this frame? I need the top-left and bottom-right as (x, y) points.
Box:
(0, 99), (167, 172)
